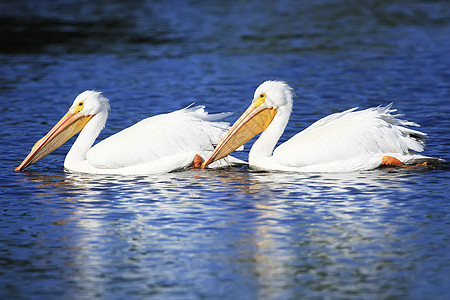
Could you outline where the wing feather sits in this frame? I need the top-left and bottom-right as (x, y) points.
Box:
(273, 104), (427, 167)
(87, 106), (232, 169)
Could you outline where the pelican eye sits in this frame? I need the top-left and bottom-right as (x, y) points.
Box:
(76, 101), (84, 112)
(255, 92), (266, 105)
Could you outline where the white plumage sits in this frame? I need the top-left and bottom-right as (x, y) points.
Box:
(203, 81), (442, 172)
(16, 91), (243, 174)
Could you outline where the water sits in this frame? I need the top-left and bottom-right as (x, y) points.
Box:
(1, 0), (449, 299)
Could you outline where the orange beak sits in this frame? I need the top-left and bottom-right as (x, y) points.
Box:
(202, 100), (277, 168)
(15, 108), (94, 171)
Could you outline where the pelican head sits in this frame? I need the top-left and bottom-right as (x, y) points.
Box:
(253, 80), (294, 110)
(15, 91), (110, 171)
(73, 91), (110, 117)
(202, 81), (294, 167)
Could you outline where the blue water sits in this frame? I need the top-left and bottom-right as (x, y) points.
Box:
(1, 1), (449, 299)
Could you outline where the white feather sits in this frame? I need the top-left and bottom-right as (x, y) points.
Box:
(87, 106), (231, 169)
(58, 92), (245, 174)
(245, 81), (443, 172)
(274, 104), (426, 167)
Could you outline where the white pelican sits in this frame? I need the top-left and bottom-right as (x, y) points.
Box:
(202, 81), (443, 172)
(15, 91), (243, 174)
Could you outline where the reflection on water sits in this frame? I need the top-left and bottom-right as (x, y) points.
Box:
(5, 168), (448, 298)
(1, 0), (449, 298)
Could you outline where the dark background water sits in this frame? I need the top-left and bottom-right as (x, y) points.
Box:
(1, 0), (449, 299)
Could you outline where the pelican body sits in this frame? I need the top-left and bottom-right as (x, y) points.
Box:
(203, 81), (443, 172)
(16, 91), (242, 174)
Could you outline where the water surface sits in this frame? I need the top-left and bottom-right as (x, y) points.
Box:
(1, 1), (449, 299)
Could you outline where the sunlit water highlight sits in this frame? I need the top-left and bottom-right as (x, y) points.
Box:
(1, 0), (449, 299)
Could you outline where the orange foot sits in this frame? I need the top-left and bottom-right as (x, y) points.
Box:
(381, 156), (436, 169)
(192, 154), (203, 169)
(381, 156), (403, 167)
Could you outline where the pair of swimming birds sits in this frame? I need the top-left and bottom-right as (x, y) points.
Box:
(15, 81), (444, 174)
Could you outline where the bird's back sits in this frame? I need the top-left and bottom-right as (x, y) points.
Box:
(87, 106), (231, 169)
(273, 104), (427, 168)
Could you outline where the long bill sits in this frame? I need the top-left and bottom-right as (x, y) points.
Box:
(15, 108), (94, 171)
(201, 101), (277, 168)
